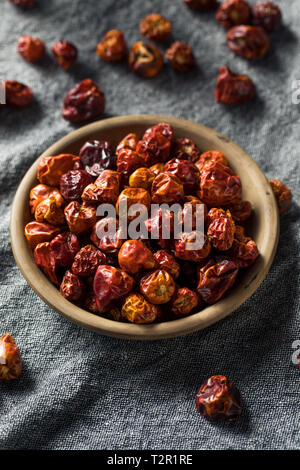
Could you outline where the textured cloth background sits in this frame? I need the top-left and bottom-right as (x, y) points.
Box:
(0, 0), (299, 450)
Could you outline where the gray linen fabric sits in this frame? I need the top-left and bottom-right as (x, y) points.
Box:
(0, 0), (299, 450)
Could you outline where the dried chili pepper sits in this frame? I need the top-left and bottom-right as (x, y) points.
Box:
(251, 1), (282, 33)
(165, 41), (195, 73)
(227, 25), (270, 59)
(215, 66), (256, 104)
(139, 13), (172, 42)
(18, 35), (45, 62)
(5, 80), (33, 108)
(97, 29), (126, 62)
(129, 41), (163, 78)
(196, 375), (242, 421)
(269, 179), (292, 214)
(62, 79), (105, 123)
(51, 41), (78, 70)
(0, 334), (22, 381)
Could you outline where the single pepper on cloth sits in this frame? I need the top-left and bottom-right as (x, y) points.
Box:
(62, 79), (105, 123)
(5, 80), (33, 108)
(215, 66), (256, 105)
(139, 13), (172, 42)
(0, 334), (22, 381)
(216, 0), (250, 28)
(196, 375), (242, 421)
(165, 41), (195, 73)
(269, 179), (292, 214)
(251, 1), (282, 33)
(51, 41), (78, 70)
(128, 41), (163, 78)
(227, 25), (270, 59)
(97, 29), (127, 62)
(18, 35), (45, 62)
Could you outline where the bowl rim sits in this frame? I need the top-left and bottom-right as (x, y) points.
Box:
(10, 114), (279, 340)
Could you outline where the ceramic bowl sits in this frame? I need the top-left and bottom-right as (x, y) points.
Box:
(10, 115), (279, 339)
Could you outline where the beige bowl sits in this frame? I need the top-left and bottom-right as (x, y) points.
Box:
(10, 115), (279, 340)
